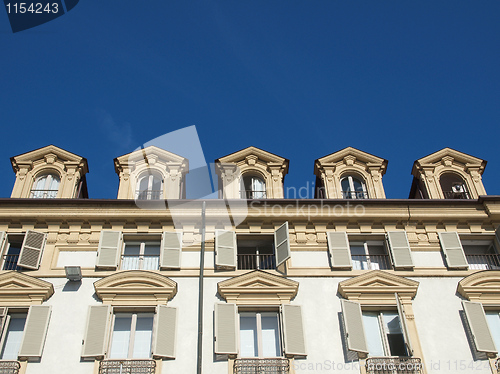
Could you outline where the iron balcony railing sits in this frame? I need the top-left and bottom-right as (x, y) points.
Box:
(237, 253), (275, 270)
(342, 190), (368, 199)
(99, 359), (156, 374)
(234, 358), (290, 374)
(352, 254), (392, 270)
(443, 190), (470, 199)
(29, 189), (57, 198)
(466, 254), (500, 270)
(366, 357), (422, 374)
(120, 255), (160, 270)
(0, 361), (21, 374)
(240, 190), (267, 199)
(495, 357), (500, 374)
(2, 254), (21, 271)
(135, 190), (163, 200)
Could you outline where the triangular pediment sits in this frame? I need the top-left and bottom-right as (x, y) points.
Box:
(458, 271), (500, 304)
(11, 145), (88, 173)
(218, 270), (298, 305)
(316, 147), (387, 167)
(115, 145), (188, 167)
(413, 148), (486, 171)
(217, 146), (288, 166)
(338, 270), (419, 301)
(0, 271), (53, 304)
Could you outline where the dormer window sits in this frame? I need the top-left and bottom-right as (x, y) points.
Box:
(136, 172), (163, 200)
(30, 173), (60, 198)
(240, 175), (266, 199)
(440, 173), (470, 199)
(341, 175), (367, 199)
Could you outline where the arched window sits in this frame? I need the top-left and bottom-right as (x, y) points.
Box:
(136, 172), (163, 200)
(440, 173), (470, 199)
(241, 175), (266, 199)
(31, 173), (60, 198)
(341, 175), (368, 199)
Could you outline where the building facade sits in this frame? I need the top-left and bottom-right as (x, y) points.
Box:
(0, 144), (499, 374)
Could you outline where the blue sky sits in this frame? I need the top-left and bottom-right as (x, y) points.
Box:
(1, 1), (499, 199)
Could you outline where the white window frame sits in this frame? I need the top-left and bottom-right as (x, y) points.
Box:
(340, 175), (368, 199)
(362, 310), (408, 357)
(350, 240), (389, 270)
(0, 309), (28, 360)
(121, 240), (161, 271)
(241, 175), (266, 199)
(31, 174), (60, 198)
(238, 310), (283, 358)
(236, 235), (275, 271)
(136, 173), (164, 200)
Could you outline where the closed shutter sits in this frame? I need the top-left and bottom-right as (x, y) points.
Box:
(275, 222), (291, 267)
(327, 232), (352, 269)
(462, 301), (497, 353)
(214, 303), (238, 355)
(341, 299), (368, 354)
(160, 232), (182, 269)
(18, 305), (51, 358)
(395, 293), (413, 356)
(282, 304), (306, 356)
(17, 230), (46, 270)
(438, 232), (468, 269)
(215, 230), (237, 269)
(387, 231), (414, 269)
(81, 305), (111, 358)
(153, 305), (177, 358)
(96, 231), (122, 269)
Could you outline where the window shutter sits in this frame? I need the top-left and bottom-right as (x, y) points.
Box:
(327, 232), (352, 269)
(0, 232), (6, 254)
(81, 305), (111, 358)
(395, 293), (413, 356)
(387, 231), (414, 269)
(153, 305), (177, 358)
(282, 304), (306, 356)
(96, 231), (122, 269)
(462, 301), (497, 353)
(0, 307), (7, 335)
(17, 230), (46, 270)
(438, 232), (468, 269)
(495, 226), (500, 248)
(214, 303), (237, 355)
(215, 230), (237, 269)
(340, 299), (368, 354)
(160, 231), (182, 269)
(275, 222), (291, 267)
(18, 305), (51, 358)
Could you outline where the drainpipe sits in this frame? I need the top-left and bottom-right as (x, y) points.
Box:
(196, 200), (206, 374)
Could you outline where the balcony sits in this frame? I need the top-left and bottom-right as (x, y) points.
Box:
(2, 254), (21, 271)
(352, 254), (392, 270)
(443, 190), (470, 199)
(29, 189), (57, 198)
(99, 359), (156, 374)
(240, 190), (267, 199)
(135, 190), (163, 200)
(237, 253), (275, 270)
(466, 254), (500, 270)
(234, 358), (289, 374)
(366, 357), (422, 374)
(0, 361), (21, 374)
(120, 255), (160, 271)
(495, 358), (500, 374)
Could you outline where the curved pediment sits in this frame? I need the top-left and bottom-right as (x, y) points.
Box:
(218, 270), (298, 305)
(458, 271), (500, 304)
(0, 271), (53, 306)
(94, 271), (177, 306)
(338, 270), (419, 304)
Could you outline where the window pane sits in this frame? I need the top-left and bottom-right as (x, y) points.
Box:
(351, 245), (368, 270)
(240, 314), (258, 357)
(151, 176), (162, 191)
(352, 178), (363, 191)
(362, 312), (385, 357)
(486, 312), (500, 352)
(122, 244), (141, 270)
(261, 313), (280, 357)
(109, 315), (132, 359)
(341, 178), (351, 192)
(0, 314), (27, 360)
(132, 314), (154, 359)
(382, 312), (407, 356)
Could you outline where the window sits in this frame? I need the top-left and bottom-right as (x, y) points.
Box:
(214, 222), (290, 271)
(440, 173), (470, 199)
(350, 241), (391, 270)
(136, 173), (163, 200)
(341, 175), (367, 199)
(461, 240), (500, 270)
(241, 175), (266, 199)
(239, 311), (281, 358)
(0, 312), (27, 360)
(485, 311), (500, 353)
(30, 173), (60, 198)
(362, 311), (407, 357)
(96, 231), (182, 270)
(0, 231), (47, 271)
(109, 312), (154, 359)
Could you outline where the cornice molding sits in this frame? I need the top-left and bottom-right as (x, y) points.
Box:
(0, 271), (54, 306)
(458, 270), (500, 304)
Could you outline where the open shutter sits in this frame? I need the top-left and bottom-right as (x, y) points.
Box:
(0, 307), (7, 336)
(96, 231), (122, 269)
(438, 232), (468, 269)
(275, 222), (291, 267)
(17, 230), (46, 270)
(327, 232), (352, 269)
(81, 305), (111, 358)
(0, 232), (6, 254)
(462, 301), (497, 353)
(387, 231), (414, 269)
(282, 304), (306, 356)
(395, 293), (413, 356)
(214, 303), (238, 355)
(160, 231), (182, 269)
(495, 226), (500, 249)
(341, 299), (368, 354)
(215, 230), (237, 269)
(153, 305), (177, 358)
(18, 305), (51, 358)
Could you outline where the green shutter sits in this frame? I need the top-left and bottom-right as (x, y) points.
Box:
(275, 222), (291, 267)
(17, 230), (47, 270)
(387, 231), (414, 269)
(96, 231), (122, 269)
(81, 305), (111, 358)
(153, 305), (177, 358)
(214, 303), (238, 355)
(341, 299), (368, 354)
(18, 305), (52, 358)
(438, 232), (468, 269)
(215, 230), (237, 269)
(282, 304), (306, 356)
(327, 232), (352, 269)
(462, 301), (497, 353)
(160, 232), (182, 269)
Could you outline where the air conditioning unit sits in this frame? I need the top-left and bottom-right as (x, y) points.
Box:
(452, 184), (465, 193)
